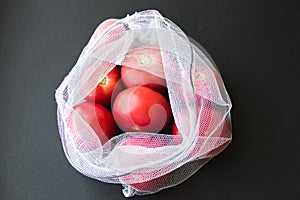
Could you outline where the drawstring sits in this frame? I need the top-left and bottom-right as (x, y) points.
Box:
(122, 185), (136, 198)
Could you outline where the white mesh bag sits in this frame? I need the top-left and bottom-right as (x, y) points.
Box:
(55, 10), (232, 197)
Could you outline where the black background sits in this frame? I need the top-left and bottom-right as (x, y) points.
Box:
(1, 0), (299, 199)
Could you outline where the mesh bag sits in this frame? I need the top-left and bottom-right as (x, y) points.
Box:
(55, 10), (232, 197)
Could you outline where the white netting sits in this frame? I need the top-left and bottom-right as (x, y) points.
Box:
(55, 10), (232, 197)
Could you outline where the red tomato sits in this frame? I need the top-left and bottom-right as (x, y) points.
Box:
(91, 19), (126, 53)
(71, 102), (116, 149)
(85, 67), (121, 105)
(121, 45), (167, 93)
(120, 136), (169, 192)
(112, 86), (171, 132)
(96, 21), (126, 48)
(172, 65), (231, 158)
(92, 18), (118, 41)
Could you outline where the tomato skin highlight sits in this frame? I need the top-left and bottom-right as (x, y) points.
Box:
(85, 67), (121, 105)
(72, 102), (116, 149)
(112, 86), (171, 133)
(121, 45), (167, 93)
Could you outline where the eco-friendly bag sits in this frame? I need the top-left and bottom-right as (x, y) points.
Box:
(55, 10), (232, 197)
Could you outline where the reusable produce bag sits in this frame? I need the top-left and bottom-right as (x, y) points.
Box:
(55, 10), (232, 197)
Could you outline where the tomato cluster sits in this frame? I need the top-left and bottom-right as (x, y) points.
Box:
(68, 19), (231, 192)
(71, 42), (174, 146)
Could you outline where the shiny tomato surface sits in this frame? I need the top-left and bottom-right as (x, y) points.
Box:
(113, 86), (171, 132)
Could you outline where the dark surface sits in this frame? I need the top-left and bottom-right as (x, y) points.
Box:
(1, 0), (299, 199)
